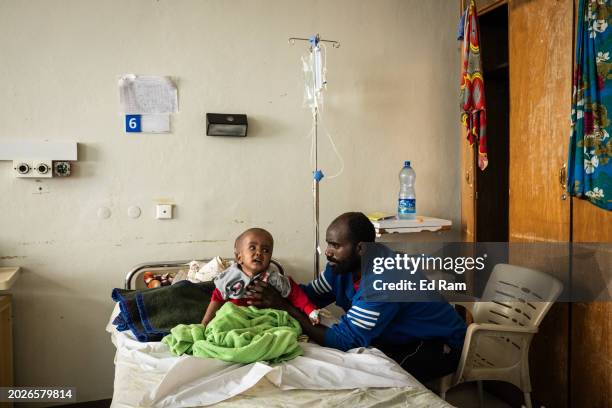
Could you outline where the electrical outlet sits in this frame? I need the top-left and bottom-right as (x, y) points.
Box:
(13, 160), (53, 178)
(156, 204), (173, 219)
(53, 161), (71, 177)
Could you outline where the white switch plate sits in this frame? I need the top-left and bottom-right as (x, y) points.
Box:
(156, 204), (173, 219)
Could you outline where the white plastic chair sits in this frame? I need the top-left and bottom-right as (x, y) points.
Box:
(438, 263), (563, 408)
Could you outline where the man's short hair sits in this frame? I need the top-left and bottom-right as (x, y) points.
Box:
(331, 212), (375, 244)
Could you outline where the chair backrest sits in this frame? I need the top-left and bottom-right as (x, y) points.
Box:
(472, 263), (564, 328)
(456, 264), (564, 388)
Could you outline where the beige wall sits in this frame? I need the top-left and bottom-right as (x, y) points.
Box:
(0, 0), (460, 402)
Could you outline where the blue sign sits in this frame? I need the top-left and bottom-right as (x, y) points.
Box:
(125, 115), (142, 133)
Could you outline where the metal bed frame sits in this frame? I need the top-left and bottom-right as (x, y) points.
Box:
(124, 258), (285, 290)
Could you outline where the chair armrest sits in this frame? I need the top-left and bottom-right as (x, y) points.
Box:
(468, 323), (538, 335)
(455, 323), (537, 384)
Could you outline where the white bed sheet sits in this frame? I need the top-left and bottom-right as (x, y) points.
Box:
(107, 306), (454, 408)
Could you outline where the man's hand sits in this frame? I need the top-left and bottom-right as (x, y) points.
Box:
(245, 280), (290, 310)
(245, 279), (328, 345)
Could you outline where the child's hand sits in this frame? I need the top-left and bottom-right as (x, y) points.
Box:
(308, 310), (320, 325)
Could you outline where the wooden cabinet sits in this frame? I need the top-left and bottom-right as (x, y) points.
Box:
(461, 0), (611, 406)
(0, 295), (13, 389)
(570, 201), (612, 408)
(475, 0), (507, 14)
(508, 0), (573, 244)
(508, 1), (574, 407)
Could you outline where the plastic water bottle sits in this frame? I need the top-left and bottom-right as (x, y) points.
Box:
(398, 161), (416, 220)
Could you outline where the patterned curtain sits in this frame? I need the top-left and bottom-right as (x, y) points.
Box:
(569, 0), (612, 210)
(460, 0), (488, 171)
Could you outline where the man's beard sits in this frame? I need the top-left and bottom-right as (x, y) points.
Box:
(328, 254), (360, 275)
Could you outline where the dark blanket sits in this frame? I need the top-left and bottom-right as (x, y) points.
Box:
(111, 280), (215, 342)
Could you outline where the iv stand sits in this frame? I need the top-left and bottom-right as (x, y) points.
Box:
(289, 34), (340, 279)
(313, 106), (321, 280)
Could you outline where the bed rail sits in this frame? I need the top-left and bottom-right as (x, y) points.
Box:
(125, 258), (285, 290)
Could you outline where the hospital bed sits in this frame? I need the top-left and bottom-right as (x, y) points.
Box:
(108, 259), (454, 407)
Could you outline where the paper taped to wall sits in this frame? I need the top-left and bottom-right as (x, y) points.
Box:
(119, 75), (178, 114)
(141, 115), (170, 133)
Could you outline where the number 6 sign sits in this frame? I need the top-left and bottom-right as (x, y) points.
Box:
(125, 115), (142, 133)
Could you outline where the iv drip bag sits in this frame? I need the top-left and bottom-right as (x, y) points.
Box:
(313, 45), (324, 91)
(302, 44), (326, 109)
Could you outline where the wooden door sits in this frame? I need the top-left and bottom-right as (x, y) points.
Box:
(508, 0), (573, 406)
(570, 199), (612, 408)
(508, 0), (572, 243)
(461, 131), (477, 242)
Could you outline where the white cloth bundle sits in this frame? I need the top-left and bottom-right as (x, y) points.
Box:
(172, 257), (234, 285)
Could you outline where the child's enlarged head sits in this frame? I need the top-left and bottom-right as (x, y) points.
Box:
(234, 228), (274, 276)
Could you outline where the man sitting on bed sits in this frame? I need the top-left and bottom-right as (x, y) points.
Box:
(245, 212), (467, 383)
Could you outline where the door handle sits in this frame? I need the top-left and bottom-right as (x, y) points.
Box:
(559, 164), (567, 190)
(560, 164), (567, 200)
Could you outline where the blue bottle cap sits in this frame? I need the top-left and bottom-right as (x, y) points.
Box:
(404, 161), (410, 167)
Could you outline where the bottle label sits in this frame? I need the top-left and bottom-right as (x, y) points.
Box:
(398, 198), (416, 214)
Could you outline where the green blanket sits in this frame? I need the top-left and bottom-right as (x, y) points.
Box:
(162, 302), (303, 363)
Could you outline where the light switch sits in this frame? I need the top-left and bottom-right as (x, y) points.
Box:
(156, 204), (173, 219)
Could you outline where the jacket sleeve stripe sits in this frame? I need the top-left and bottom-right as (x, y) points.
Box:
(352, 305), (380, 317)
(311, 279), (323, 294)
(348, 317), (373, 330)
(319, 273), (333, 291)
(348, 315), (376, 327)
(316, 278), (331, 294)
(348, 309), (378, 322)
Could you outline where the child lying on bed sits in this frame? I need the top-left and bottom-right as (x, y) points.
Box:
(202, 227), (320, 326)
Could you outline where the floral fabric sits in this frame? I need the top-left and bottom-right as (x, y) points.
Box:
(460, 0), (488, 171)
(569, 0), (612, 210)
